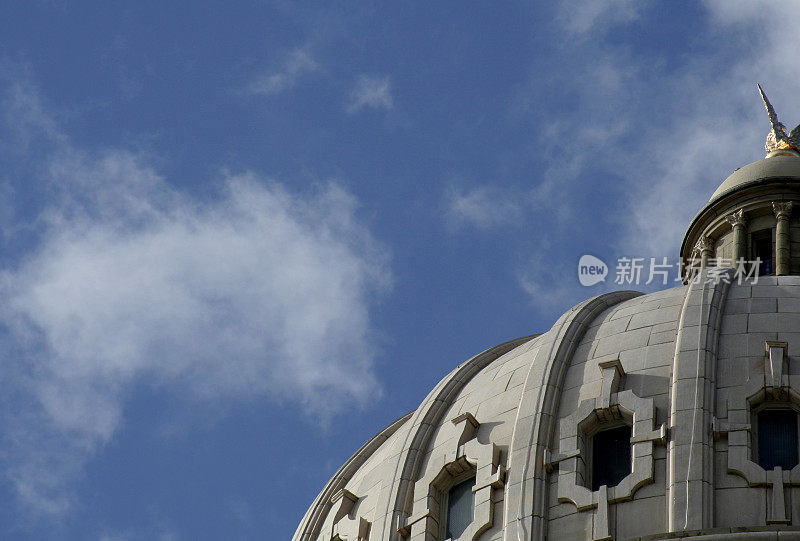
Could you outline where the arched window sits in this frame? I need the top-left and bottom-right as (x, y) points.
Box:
(591, 425), (632, 491)
(756, 408), (799, 470)
(444, 476), (475, 540)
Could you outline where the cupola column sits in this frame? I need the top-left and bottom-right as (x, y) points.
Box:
(772, 202), (793, 275)
(725, 210), (747, 264)
(694, 236), (714, 268)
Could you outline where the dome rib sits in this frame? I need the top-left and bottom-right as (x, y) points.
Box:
(384, 333), (539, 540)
(293, 411), (413, 541)
(505, 291), (642, 539)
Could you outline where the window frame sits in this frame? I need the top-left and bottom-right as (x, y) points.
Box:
(579, 414), (633, 493)
(588, 422), (633, 491)
(752, 402), (800, 470)
(439, 469), (477, 541)
(750, 227), (775, 276)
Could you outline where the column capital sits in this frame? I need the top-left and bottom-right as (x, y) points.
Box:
(773, 201), (793, 220)
(725, 209), (746, 228)
(694, 235), (714, 253)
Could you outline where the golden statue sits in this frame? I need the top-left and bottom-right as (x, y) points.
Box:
(758, 83), (800, 153)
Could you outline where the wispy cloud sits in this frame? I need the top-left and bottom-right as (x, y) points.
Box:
(556, 0), (641, 36)
(347, 75), (393, 112)
(609, 1), (800, 258)
(443, 184), (523, 232)
(247, 48), (318, 96)
(517, 248), (601, 312)
(0, 72), (65, 153)
(508, 1), (800, 305)
(514, 1), (800, 267)
(0, 80), (390, 516)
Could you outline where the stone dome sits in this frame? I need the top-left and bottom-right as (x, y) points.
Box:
(295, 99), (800, 540)
(709, 153), (800, 204)
(294, 278), (800, 541)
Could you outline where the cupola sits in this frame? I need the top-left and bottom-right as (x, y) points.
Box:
(681, 85), (800, 280)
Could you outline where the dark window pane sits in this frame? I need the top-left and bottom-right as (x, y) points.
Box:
(592, 425), (632, 491)
(758, 409), (799, 470)
(446, 477), (474, 540)
(754, 233), (773, 276)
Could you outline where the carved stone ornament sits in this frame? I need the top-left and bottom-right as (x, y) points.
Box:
(551, 359), (667, 541)
(715, 341), (798, 525)
(398, 412), (506, 541)
(331, 489), (371, 541)
(725, 209), (746, 228)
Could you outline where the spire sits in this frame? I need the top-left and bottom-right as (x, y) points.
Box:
(758, 83), (800, 155)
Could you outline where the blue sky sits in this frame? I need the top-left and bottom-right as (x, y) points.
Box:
(0, 1), (797, 539)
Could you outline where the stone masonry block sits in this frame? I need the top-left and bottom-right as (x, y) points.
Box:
(748, 313), (778, 333)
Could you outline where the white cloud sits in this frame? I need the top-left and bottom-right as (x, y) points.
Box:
(557, 0), (641, 36)
(0, 83), (390, 515)
(0, 73), (65, 154)
(347, 75), (393, 112)
(611, 1), (800, 257)
(443, 185), (523, 231)
(517, 249), (599, 313)
(511, 0), (800, 273)
(247, 48), (318, 96)
(506, 1), (800, 306)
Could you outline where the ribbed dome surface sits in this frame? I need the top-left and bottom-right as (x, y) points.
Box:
(296, 142), (800, 540)
(295, 278), (800, 540)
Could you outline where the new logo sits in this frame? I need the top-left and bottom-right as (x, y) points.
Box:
(578, 255), (608, 286)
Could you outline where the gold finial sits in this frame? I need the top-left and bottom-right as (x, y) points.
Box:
(758, 83), (800, 155)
